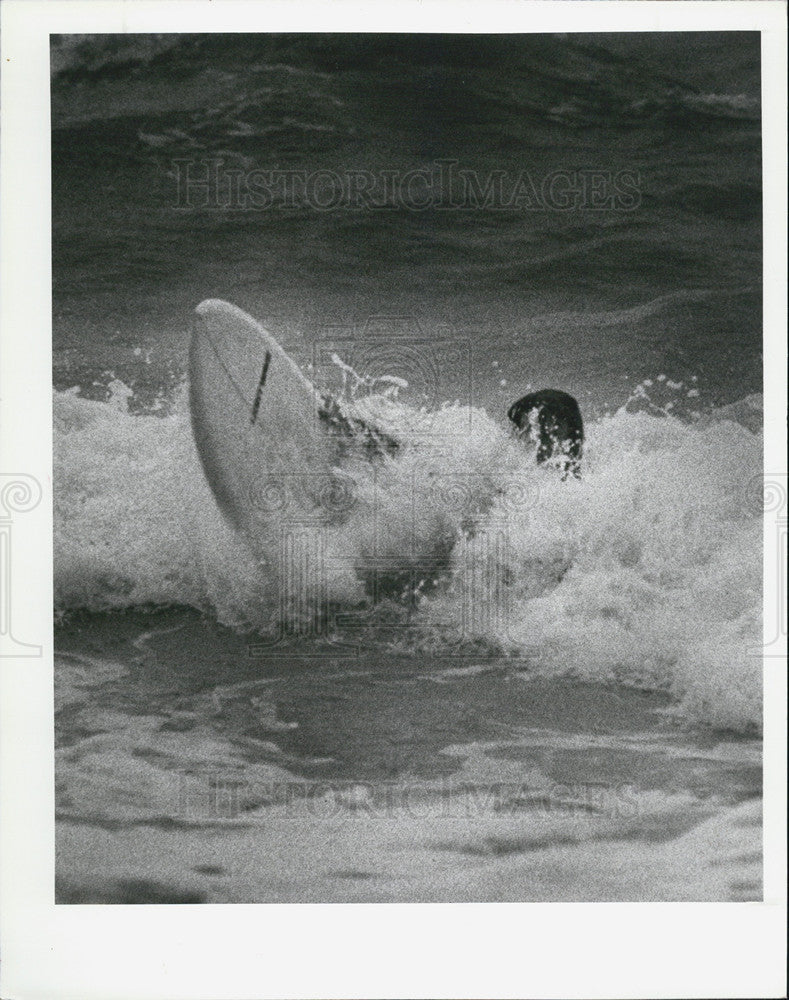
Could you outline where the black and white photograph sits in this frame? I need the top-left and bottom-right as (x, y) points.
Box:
(1, 2), (787, 998)
(49, 25), (769, 905)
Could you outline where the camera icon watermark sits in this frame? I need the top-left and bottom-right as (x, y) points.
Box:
(242, 471), (359, 526)
(311, 316), (472, 439)
(747, 472), (788, 658)
(245, 464), (537, 653)
(243, 474), (357, 651)
(0, 474), (43, 657)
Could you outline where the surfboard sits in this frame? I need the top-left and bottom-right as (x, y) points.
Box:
(189, 299), (340, 542)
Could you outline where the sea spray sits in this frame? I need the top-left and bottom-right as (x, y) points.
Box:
(54, 381), (763, 731)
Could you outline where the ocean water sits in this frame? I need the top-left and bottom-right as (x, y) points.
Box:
(52, 33), (763, 903)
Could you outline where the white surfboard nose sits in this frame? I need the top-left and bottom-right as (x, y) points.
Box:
(195, 297), (233, 313)
(189, 298), (338, 539)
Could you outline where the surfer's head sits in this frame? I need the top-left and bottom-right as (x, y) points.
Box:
(508, 389), (583, 480)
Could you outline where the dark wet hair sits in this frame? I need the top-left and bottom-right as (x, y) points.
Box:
(507, 389), (583, 479)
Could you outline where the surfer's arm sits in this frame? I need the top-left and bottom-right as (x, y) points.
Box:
(317, 395), (400, 459)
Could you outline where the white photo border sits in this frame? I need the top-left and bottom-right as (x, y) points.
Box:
(1, 3), (786, 999)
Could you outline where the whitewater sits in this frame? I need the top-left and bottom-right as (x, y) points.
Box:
(54, 375), (763, 734)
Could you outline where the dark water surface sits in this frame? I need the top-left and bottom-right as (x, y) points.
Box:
(52, 34), (763, 903)
(52, 32), (762, 415)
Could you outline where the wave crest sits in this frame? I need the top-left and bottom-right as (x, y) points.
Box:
(54, 383), (763, 732)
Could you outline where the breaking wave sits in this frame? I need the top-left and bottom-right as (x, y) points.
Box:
(54, 377), (763, 734)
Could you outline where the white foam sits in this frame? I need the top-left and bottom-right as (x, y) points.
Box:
(54, 383), (763, 732)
